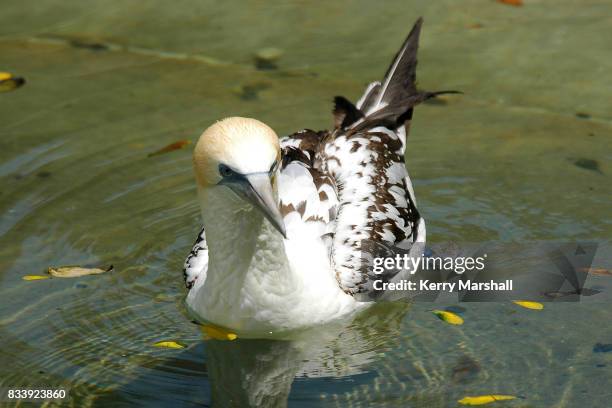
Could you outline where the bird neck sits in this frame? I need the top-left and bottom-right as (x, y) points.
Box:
(198, 185), (262, 275)
(196, 187), (295, 314)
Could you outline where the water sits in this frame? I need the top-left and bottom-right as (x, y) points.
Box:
(1, 1), (611, 407)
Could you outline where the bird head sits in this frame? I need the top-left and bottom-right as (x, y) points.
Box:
(193, 117), (286, 238)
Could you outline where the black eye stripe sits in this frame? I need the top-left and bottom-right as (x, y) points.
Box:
(219, 164), (235, 177)
(219, 162), (277, 179)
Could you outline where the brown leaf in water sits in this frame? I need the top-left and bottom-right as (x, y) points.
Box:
(48, 265), (113, 278)
(254, 47), (283, 70)
(147, 140), (191, 157)
(543, 290), (569, 299)
(573, 158), (603, 174)
(579, 268), (612, 277)
(497, 0), (523, 6)
(452, 355), (481, 383)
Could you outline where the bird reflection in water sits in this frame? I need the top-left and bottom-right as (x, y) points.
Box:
(205, 302), (409, 407)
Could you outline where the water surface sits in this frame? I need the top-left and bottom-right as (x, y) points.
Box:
(1, 1), (611, 407)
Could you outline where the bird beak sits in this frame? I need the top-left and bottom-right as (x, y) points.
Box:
(223, 172), (287, 239)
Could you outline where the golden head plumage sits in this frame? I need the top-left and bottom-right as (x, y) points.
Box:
(193, 116), (286, 237)
(193, 117), (280, 188)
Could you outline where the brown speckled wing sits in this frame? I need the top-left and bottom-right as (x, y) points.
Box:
(317, 126), (422, 295)
(279, 130), (339, 240)
(276, 18), (443, 296)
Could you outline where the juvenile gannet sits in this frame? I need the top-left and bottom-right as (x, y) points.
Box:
(183, 18), (456, 335)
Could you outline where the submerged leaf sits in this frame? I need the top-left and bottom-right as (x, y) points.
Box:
(593, 343), (612, 353)
(201, 324), (238, 341)
(580, 267), (612, 277)
(147, 140), (191, 157)
(254, 47), (283, 70)
(22, 275), (50, 281)
(432, 310), (464, 325)
(573, 158), (603, 174)
(153, 341), (185, 349)
(497, 0), (522, 6)
(459, 395), (517, 405)
(48, 265), (113, 278)
(513, 300), (544, 310)
(0, 73), (26, 93)
(452, 355), (482, 383)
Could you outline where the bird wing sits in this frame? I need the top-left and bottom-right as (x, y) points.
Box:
(320, 123), (425, 298)
(279, 18), (454, 298)
(183, 227), (208, 289)
(278, 121), (424, 298)
(278, 130), (339, 242)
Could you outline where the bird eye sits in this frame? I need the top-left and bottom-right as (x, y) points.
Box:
(219, 164), (234, 177)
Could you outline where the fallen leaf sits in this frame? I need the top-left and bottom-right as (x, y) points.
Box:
(467, 23), (484, 29)
(497, 0), (522, 6)
(459, 395), (517, 405)
(22, 275), (50, 281)
(593, 343), (612, 353)
(573, 158), (603, 174)
(452, 355), (481, 383)
(47, 265), (113, 278)
(432, 310), (464, 325)
(254, 47), (283, 70)
(513, 300), (544, 310)
(153, 341), (185, 349)
(0, 73), (26, 93)
(147, 140), (191, 157)
(69, 39), (109, 51)
(232, 82), (271, 101)
(201, 324), (238, 341)
(579, 267), (612, 277)
(444, 305), (467, 314)
(543, 290), (574, 299)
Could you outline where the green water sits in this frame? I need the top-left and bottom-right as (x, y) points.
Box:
(1, 1), (611, 407)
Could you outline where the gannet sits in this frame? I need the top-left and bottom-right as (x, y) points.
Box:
(183, 18), (455, 335)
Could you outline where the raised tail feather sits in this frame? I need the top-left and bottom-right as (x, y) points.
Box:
(333, 17), (460, 132)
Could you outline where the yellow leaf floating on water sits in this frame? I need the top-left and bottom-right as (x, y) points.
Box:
(22, 275), (50, 281)
(153, 341), (185, 349)
(0, 72), (26, 93)
(513, 300), (543, 310)
(458, 395), (517, 405)
(432, 310), (464, 325)
(147, 140), (191, 157)
(47, 265), (113, 278)
(201, 324), (238, 341)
